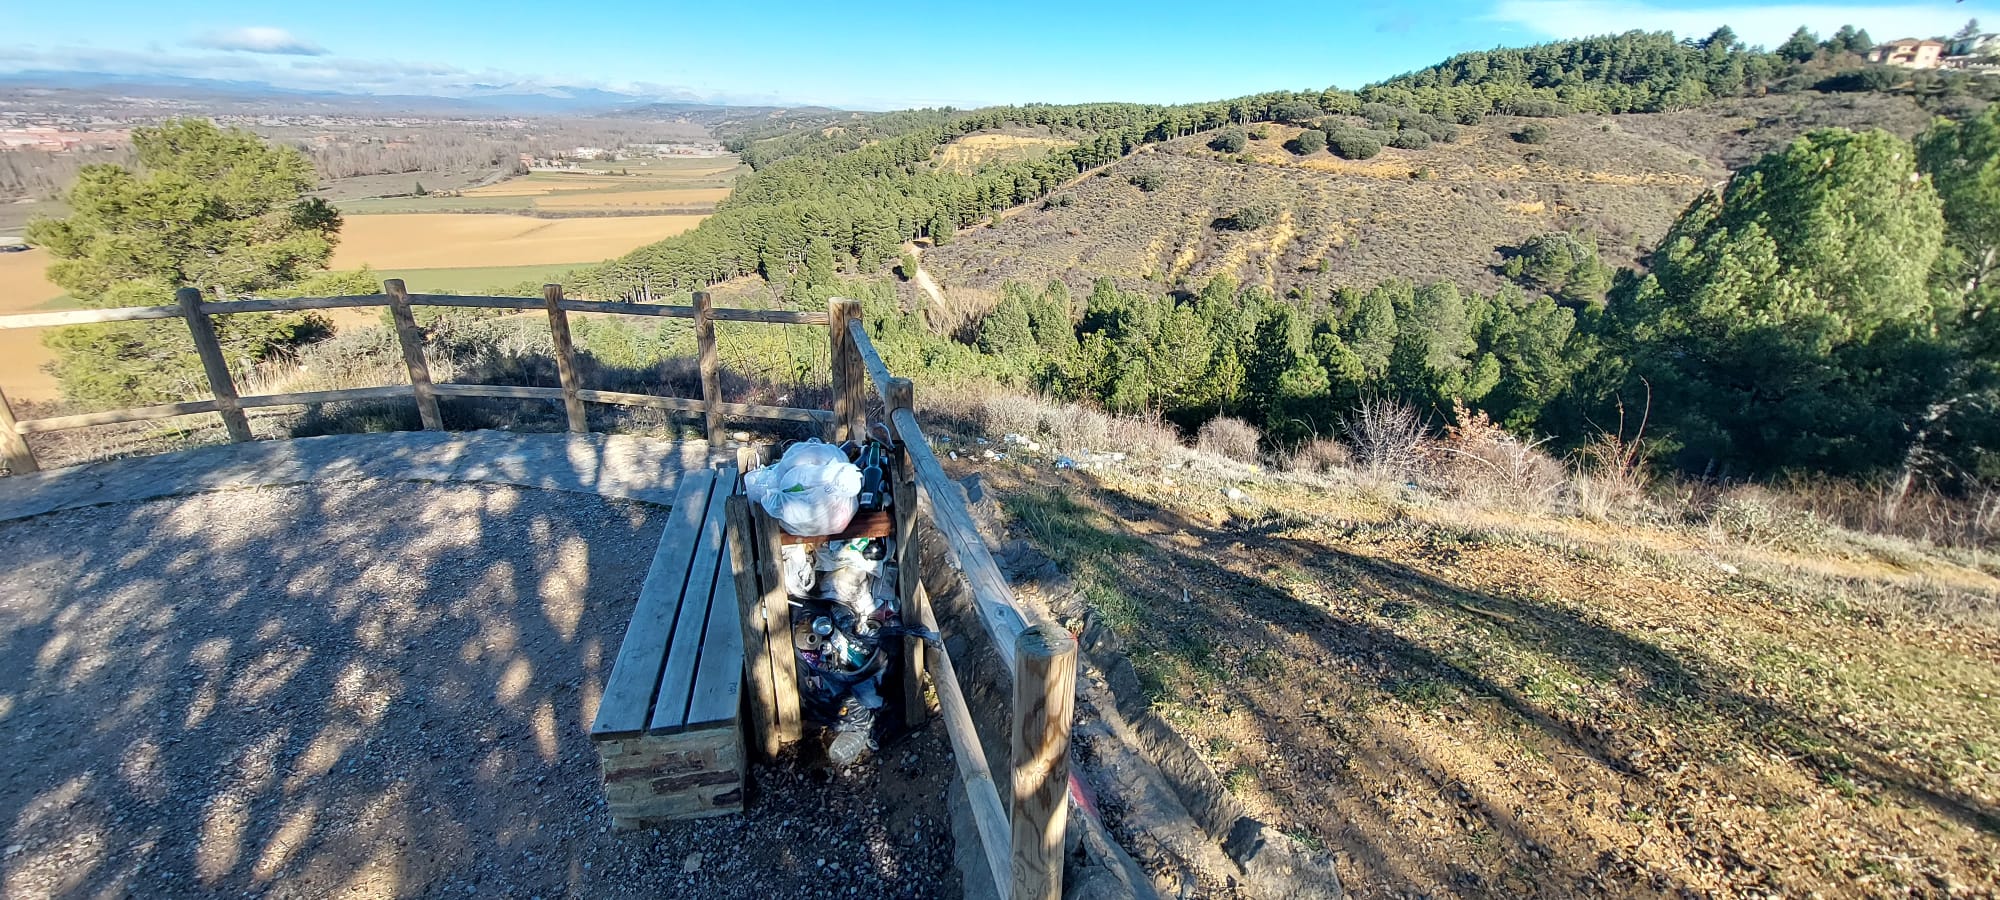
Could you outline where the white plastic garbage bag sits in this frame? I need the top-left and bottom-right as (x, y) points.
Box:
(744, 440), (863, 536)
(779, 544), (817, 597)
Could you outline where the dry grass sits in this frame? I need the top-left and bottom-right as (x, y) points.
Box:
(0, 247), (70, 401)
(329, 213), (707, 269)
(935, 131), (1077, 175)
(1195, 416), (1262, 463)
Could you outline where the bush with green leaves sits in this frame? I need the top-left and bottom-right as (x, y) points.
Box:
(1514, 123), (1551, 144)
(1388, 129), (1432, 150)
(1216, 203), (1278, 231)
(1288, 129), (1327, 155)
(1129, 171), (1164, 191)
(1209, 128), (1248, 153)
(1329, 128), (1384, 160)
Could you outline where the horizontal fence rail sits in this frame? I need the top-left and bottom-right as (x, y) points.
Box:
(0, 287), (1077, 899)
(0, 281), (840, 474)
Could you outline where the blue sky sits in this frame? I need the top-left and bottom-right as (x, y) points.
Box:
(5, 1), (1998, 109)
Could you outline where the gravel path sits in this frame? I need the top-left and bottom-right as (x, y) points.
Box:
(0, 481), (958, 899)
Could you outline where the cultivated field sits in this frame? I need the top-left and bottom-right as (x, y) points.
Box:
(0, 247), (69, 401)
(335, 156), (744, 215)
(330, 213), (706, 270)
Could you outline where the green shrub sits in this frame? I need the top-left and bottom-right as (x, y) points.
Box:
(1514, 123), (1552, 144)
(1129, 171), (1164, 191)
(1504, 97), (1569, 117)
(1389, 129), (1432, 150)
(1289, 129), (1327, 155)
(1209, 128), (1248, 153)
(1216, 203), (1277, 231)
(1329, 128), (1383, 160)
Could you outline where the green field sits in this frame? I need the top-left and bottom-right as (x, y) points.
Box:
(375, 264), (589, 294)
(334, 155), (745, 215)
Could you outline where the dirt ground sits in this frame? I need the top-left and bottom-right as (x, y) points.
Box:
(0, 481), (957, 899)
(975, 458), (2000, 899)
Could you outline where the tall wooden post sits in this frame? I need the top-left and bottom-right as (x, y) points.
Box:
(0, 385), (37, 474)
(694, 290), (723, 446)
(544, 283), (587, 433)
(384, 279), (442, 430)
(178, 288), (251, 443)
(726, 495), (782, 759)
(828, 297), (864, 442)
(1010, 623), (1078, 900)
(887, 377), (929, 728)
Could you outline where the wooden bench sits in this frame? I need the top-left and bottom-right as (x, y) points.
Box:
(590, 464), (747, 827)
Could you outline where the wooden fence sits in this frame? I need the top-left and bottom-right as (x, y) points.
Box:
(0, 285), (1078, 900)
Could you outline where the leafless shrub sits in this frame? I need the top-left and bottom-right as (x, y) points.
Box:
(920, 383), (1185, 460)
(1285, 438), (1353, 475)
(1196, 416), (1262, 464)
(1706, 485), (1829, 551)
(1341, 398), (1429, 480)
(1433, 404), (1564, 511)
(1773, 475), (2000, 551)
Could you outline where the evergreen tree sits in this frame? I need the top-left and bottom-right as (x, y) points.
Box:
(26, 118), (340, 405)
(1778, 27), (1820, 63)
(1613, 128), (1950, 474)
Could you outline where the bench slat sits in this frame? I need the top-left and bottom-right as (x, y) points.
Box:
(687, 524), (749, 729)
(591, 469), (717, 740)
(649, 465), (738, 733)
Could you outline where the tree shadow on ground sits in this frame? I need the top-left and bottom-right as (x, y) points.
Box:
(0, 461), (951, 898)
(1004, 473), (1999, 897)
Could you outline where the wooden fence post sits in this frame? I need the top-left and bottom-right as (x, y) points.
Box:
(828, 297), (864, 442)
(178, 287), (251, 443)
(0, 385), (37, 474)
(384, 279), (442, 431)
(753, 506), (802, 743)
(1010, 623), (1078, 900)
(694, 290), (723, 446)
(887, 377), (929, 728)
(727, 495), (782, 759)
(544, 283), (587, 433)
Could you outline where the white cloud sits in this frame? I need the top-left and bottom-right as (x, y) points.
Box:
(189, 27), (326, 56)
(1488, 0), (1994, 48)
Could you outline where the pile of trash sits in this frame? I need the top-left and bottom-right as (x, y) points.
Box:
(745, 439), (923, 768)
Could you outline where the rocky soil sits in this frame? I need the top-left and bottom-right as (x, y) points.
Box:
(0, 481), (957, 899)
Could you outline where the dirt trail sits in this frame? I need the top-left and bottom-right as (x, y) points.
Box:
(903, 242), (949, 318)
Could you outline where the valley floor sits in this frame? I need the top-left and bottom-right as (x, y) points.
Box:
(961, 450), (2000, 898)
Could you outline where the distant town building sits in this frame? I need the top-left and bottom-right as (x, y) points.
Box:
(1869, 38), (1947, 69)
(0, 127), (131, 151)
(1949, 32), (2000, 58)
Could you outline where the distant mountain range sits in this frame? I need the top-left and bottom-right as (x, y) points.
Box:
(0, 70), (842, 118)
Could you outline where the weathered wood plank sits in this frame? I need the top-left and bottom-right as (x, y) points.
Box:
(688, 472), (747, 729)
(544, 284), (588, 433)
(0, 385), (37, 473)
(916, 583), (1014, 893)
(14, 400), (222, 434)
(431, 383), (566, 401)
(572, 389), (832, 425)
(828, 298), (864, 441)
(773, 508), (893, 545)
(0, 304), (183, 330)
(236, 385), (413, 409)
(201, 294), (386, 316)
(385, 279), (443, 431)
(408, 294), (543, 310)
(558, 299), (695, 319)
(726, 495), (781, 758)
(180, 288), (251, 443)
(709, 307), (827, 325)
(695, 291), (723, 445)
(651, 465), (737, 734)
(887, 377), (925, 729)
(592, 469), (716, 741)
(753, 506), (802, 743)
(1010, 623), (1078, 900)
(890, 405), (1030, 680)
(849, 319), (896, 404)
